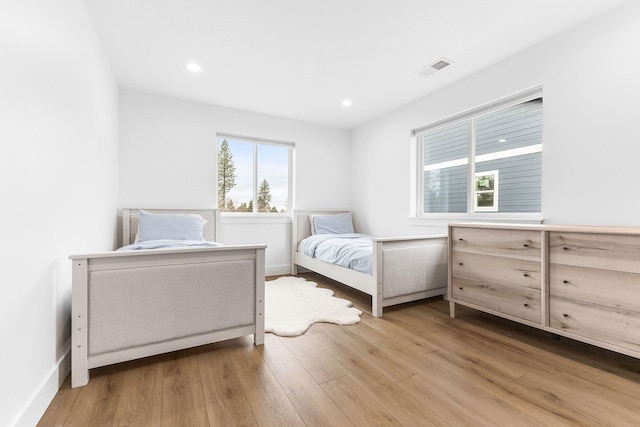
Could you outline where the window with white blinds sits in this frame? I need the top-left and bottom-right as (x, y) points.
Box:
(415, 88), (542, 217)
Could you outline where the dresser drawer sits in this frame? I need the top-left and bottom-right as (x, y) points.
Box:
(451, 227), (541, 261)
(549, 232), (640, 274)
(451, 252), (541, 323)
(550, 263), (640, 313)
(550, 296), (640, 354)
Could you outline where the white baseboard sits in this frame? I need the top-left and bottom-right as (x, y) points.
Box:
(265, 264), (291, 277)
(12, 348), (71, 427)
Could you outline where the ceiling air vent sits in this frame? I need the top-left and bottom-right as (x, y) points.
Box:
(416, 58), (452, 77)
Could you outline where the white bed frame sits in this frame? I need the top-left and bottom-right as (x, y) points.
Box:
(291, 210), (448, 317)
(70, 208), (265, 388)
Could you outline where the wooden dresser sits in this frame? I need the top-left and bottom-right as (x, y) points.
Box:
(448, 223), (640, 359)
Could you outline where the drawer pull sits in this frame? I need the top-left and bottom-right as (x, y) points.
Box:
(458, 238), (464, 241)
(458, 287), (464, 290)
(563, 280), (569, 284)
(563, 313), (569, 318)
(458, 262), (463, 266)
(563, 246), (569, 251)
(523, 273), (529, 277)
(523, 243), (529, 247)
(524, 303), (529, 307)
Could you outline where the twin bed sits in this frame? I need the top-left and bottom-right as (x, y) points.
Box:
(70, 209), (265, 388)
(291, 210), (448, 317)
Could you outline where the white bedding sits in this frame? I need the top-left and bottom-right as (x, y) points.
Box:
(117, 239), (222, 251)
(302, 233), (373, 275)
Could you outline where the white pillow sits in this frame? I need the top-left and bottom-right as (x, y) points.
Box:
(136, 210), (207, 242)
(312, 212), (355, 235)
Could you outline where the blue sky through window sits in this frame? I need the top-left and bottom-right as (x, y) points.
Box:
(219, 137), (289, 212)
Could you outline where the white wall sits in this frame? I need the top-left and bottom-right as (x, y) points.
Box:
(0, 1), (119, 426)
(119, 90), (351, 273)
(351, 0), (640, 236)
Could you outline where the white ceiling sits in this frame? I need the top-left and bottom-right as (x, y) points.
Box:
(84, 0), (629, 129)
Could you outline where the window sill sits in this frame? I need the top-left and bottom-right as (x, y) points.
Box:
(409, 213), (544, 228)
(221, 213), (292, 225)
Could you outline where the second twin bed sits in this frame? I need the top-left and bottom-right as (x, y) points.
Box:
(292, 210), (448, 317)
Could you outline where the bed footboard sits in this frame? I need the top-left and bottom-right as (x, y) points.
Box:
(372, 236), (448, 317)
(70, 245), (265, 388)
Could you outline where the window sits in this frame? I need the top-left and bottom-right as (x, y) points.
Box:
(474, 170), (498, 212)
(414, 88), (542, 218)
(217, 133), (293, 213)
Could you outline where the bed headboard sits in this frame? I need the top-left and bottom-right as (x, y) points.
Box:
(292, 209), (350, 247)
(121, 208), (221, 246)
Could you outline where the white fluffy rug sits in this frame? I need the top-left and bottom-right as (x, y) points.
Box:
(265, 276), (362, 337)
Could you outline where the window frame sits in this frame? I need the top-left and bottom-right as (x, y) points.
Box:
(216, 132), (294, 216)
(410, 86), (543, 223)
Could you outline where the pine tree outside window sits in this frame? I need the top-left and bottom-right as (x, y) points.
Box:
(217, 134), (293, 214)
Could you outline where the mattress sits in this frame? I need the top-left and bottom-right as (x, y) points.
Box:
(300, 233), (373, 275)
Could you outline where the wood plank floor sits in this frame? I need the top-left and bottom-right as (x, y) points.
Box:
(39, 272), (640, 426)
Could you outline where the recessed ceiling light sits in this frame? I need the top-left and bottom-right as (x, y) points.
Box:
(498, 139), (507, 142)
(186, 63), (202, 73)
(342, 99), (353, 107)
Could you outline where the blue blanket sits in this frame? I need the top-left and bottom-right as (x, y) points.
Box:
(117, 239), (222, 251)
(303, 233), (373, 275)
